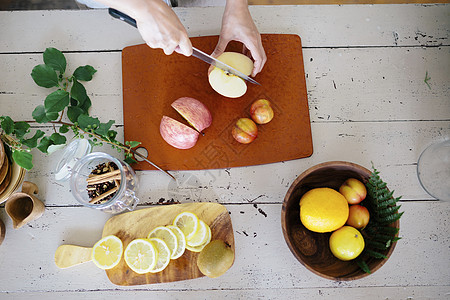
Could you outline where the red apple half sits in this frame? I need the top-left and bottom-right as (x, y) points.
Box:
(160, 115), (199, 149)
(171, 97), (212, 132)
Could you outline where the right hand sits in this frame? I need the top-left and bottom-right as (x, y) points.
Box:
(134, 0), (192, 56)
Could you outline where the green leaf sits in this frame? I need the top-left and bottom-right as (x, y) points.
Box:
(77, 114), (100, 131)
(124, 156), (137, 165)
(95, 120), (115, 136)
(12, 121), (31, 138)
(37, 136), (53, 153)
(44, 90), (70, 113)
(31, 64), (59, 88)
(0, 116), (14, 134)
(73, 65), (97, 81)
(67, 106), (84, 123)
(356, 258), (371, 274)
(50, 133), (66, 145)
(365, 249), (387, 259)
(12, 150), (33, 170)
(43, 47), (66, 74)
(59, 124), (70, 133)
(32, 105), (59, 123)
(128, 141), (141, 148)
(21, 130), (45, 148)
(79, 95), (91, 113)
(70, 80), (87, 106)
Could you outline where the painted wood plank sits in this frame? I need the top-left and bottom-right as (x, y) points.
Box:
(1, 46), (449, 122)
(0, 5), (449, 53)
(3, 285), (449, 300)
(0, 202), (448, 292)
(15, 120), (446, 207)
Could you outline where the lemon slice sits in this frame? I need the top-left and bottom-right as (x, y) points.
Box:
(186, 223), (212, 252)
(166, 225), (186, 259)
(187, 220), (209, 247)
(173, 211), (199, 240)
(124, 238), (157, 274)
(148, 226), (178, 259)
(91, 235), (123, 270)
(148, 237), (171, 273)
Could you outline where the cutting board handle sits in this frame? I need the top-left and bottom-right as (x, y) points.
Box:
(54, 245), (93, 269)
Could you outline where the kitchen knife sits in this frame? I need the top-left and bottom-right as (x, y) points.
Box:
(108, 8), (260, 85)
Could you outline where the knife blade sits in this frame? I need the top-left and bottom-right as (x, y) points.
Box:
(108, 8), (260, 85)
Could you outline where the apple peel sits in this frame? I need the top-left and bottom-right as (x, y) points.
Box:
(171, 97), (212, 132)
(160, 116), (199, 150)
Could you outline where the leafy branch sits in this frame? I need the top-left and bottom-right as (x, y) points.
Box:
(356, 164), (404, 274)
(0, 48), (140, 170)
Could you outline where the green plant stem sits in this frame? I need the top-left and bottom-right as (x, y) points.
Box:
(2, 120), (132, 155)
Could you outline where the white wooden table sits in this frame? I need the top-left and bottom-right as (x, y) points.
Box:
(1, 4), (449, 299)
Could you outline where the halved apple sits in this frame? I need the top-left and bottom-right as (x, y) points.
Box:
(208, 52), (254, 98)
(171, 97), (212, 132)
(160, 115), (199, 149)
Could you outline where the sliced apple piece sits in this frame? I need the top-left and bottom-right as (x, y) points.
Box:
(160, 116), (199, 149)
(171, 97), (212, 132)
(208, 52), (254, 98)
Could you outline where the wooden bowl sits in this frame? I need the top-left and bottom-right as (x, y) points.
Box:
(281, 161), (399, 280)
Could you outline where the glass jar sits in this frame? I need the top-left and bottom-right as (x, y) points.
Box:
(69, 152), (139, 213)
(417, 139), (450, 201)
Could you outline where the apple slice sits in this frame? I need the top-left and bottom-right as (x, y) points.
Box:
(160, 116), (199, 149)
(171, 97), (212, 132)
(208, 52), (254, 98)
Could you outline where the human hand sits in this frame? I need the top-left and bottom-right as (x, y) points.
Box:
(99, 0), (192, 56)
(134, 0), (192, 56)
(211, 0), (266, 77)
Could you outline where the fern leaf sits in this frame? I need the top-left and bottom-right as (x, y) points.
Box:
(379, 211), (404, 225)
(366, 240), (390, 250)
(365, 249), (388, 259)
(356, 258), (371, 274)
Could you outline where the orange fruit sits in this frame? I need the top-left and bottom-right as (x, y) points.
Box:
(329, 226), (365, 261)
(299, 188), (349, 233)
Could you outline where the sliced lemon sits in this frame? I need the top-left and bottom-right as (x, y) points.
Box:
(148, 226), (178, 259)
(91, 235), (123, 270)
(124, 238), (157, 274)
(148, 237), (171, 273)
(173, 211), (199, 241)
(185, 223), (212, 253)
(166, 225), (186, 259)
(187, 220), (209, 247)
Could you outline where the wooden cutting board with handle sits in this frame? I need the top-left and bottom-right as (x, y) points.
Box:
(55, 203), (234, 286)
(122, 34), (312, 171)
(104, 202), (234, 285)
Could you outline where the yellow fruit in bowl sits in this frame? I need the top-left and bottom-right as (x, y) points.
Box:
(299, 188), (349, 233)
(329, 226), (365, 261)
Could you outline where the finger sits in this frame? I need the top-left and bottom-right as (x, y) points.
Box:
(245, 44), (266, 76)
(211, 36), (230, 58)
(163, 43), (178, 55)
(175, 37), (193, 56)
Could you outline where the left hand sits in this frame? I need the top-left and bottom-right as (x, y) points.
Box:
(211, 0), (267, 77)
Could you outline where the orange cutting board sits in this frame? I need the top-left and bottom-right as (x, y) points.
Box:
(122, 34), (312, 171)
(102, 203), (234, 286)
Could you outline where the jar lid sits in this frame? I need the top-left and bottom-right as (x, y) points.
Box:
(54, 139), (92, 181)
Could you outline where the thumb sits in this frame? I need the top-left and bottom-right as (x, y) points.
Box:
(211, 36), (230, 58)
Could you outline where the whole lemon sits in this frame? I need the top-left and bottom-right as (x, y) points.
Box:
(299, 188), (349, 233)
(329, 226), (365, 261)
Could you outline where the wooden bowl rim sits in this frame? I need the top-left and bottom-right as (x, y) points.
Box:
(281, 161), (400, 281)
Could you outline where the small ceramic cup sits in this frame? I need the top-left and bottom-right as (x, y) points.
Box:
(5, 181), (45, 229)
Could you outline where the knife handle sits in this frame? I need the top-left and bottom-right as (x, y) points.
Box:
(109, 8), (137, 28)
